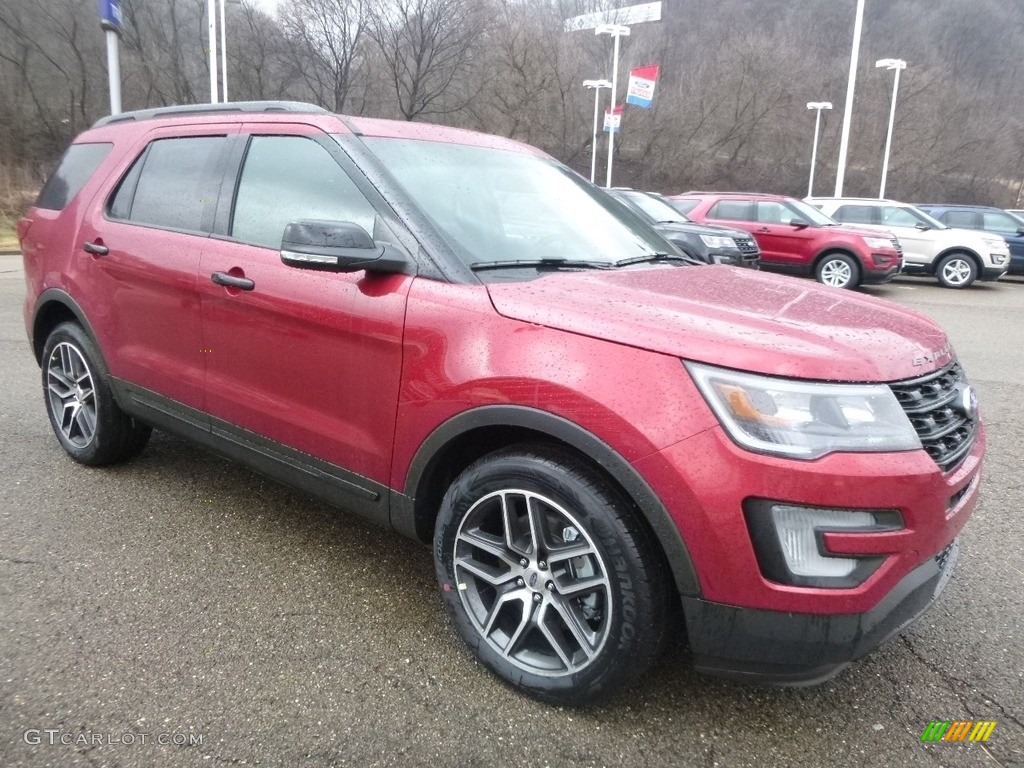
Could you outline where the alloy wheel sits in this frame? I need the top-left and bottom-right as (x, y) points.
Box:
(453, 489), (612, 677)
(941, 257), (973, 287)
(46, 342), (97, 448)
(820, 259), (853, 287)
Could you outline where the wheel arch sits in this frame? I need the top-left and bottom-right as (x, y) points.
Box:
(812, 247), (862, 271)
(396, 405), (702, 599)
(31, 289), (102, 366)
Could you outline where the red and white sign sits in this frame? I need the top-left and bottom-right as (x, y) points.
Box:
(603, 105), (624, 133)
(626, 65), (660, 109)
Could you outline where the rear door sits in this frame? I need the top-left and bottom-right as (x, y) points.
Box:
(75, 125), (237, 413)
(198, 124), (412, 501)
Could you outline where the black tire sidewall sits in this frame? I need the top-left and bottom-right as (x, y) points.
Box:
(434, 448), (665, 705)
(40, 322), (140, 465)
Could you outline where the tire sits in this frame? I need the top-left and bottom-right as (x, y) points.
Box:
(434, 444), (672, 705)
(935, 252), (978, 289)
(814, 252), (860, 289)
(41, 322), (151, 466)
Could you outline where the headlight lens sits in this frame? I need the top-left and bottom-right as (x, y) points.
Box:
(983, 237), (1007, 250)
(687, 363), (922, 459)
(863, 236), (895, 250)
(699, 234), (738, 249)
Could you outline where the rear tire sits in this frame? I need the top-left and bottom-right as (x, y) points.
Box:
(815, 252), (860, 289)
(41, 322), (151, 466)
(935, 252), (978, 289)
(434, 444), (672, 705)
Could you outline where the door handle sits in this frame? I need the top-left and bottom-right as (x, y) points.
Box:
(756, 227), (771, 233)
(83, 241), (108, 256)
(211, 271), (255, 291)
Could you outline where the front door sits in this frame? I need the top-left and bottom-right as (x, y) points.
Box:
(198, 127), (412, 494)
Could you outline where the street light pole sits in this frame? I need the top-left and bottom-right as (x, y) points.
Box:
(207, 0), (219, 103)
(583, 79), (613, 184)
(876, 58), (907, 199)
(596, 24), (630, 188)
(219, 0), (229, 102)
(835, 0), (865, 197)
(806, 102), (833, 198)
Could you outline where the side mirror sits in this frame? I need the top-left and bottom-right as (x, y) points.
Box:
(788, 218), (810, 229)
(915, 222), (931, 231)
(280, 220), (411, 274)
(1016, 227), (1024, 236)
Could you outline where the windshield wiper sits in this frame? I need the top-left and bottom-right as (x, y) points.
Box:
(469, 258), (614, 272)
(615, 252), (703, 267)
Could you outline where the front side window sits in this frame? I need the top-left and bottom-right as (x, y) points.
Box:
(36, 143), (113, 211)
(882, 205), (936, 229)
(361, 138), (668, 265)
(232, 135), (376, 249)
(982, 211), (1021, 232)
(110, 136), (227, 232)
(756, 202), (790, 224)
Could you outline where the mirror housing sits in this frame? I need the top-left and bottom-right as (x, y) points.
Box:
(915, 222), (931, 231)
(280, 220), (411, 274)
(1016, 227), (1024, 237)
(788, 218), (810, 229)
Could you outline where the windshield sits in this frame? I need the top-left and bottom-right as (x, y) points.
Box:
(620, 191), (689, 223)
(786, 198), (839, 226)
(360, 138), (671, 266)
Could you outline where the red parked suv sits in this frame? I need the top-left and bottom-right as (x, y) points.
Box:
(20, 102), (983, 704)
(671, 192), (903, 289)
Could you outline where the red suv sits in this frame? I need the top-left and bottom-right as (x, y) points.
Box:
(20, 102), (982, 704)
(671, 192), (902, 289)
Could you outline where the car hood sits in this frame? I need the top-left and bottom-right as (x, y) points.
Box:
(655, 221), (752, 240)
(486, 266), (951, 382)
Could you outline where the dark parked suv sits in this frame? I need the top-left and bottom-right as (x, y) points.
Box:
(917, 204), (1024, 276)
(607, 189), (760, 268)
(19, 102), (982, 704)
(670, 192), (902, 289)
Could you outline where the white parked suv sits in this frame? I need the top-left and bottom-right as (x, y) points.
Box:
(807, 197), (1010, 288)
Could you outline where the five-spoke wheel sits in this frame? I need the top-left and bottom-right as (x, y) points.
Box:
(936, 253), (978, 289)
(435, 446), (671, 704)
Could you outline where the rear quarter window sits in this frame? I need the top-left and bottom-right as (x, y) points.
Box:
(35, 143), (113, 211)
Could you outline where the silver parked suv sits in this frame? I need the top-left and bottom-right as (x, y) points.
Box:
(807, 197), (1010, 288)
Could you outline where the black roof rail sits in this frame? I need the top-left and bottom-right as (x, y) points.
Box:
(92, 101), (330, 128)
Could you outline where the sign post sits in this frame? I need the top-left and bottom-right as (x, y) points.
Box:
(596, 24), (630, 188)
(98, 0), (123, 115)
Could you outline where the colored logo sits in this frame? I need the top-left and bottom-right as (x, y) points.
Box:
(920, 720), (996, 742)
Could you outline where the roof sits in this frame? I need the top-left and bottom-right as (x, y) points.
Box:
(92, 101), (328, 128)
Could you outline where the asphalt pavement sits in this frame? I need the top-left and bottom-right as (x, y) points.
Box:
(1, 253), (1021, 767)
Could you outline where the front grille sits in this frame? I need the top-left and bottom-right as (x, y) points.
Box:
(734, 237), (759, 255)
(889, 362), (976, 472)
(890, 237), (903, 256)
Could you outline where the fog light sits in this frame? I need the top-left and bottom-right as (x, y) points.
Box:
(744, 500), (902, 588)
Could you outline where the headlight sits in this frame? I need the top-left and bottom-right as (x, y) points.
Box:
(687, 362), (922, 459)
(982, 237), (1007, 250)
(699, 234), (738, 249)
(863, 236), (895, 250)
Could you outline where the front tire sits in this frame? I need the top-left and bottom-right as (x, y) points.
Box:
(815, 252), (860, 289)
(434, 445), (671, 705)
(41, 322), (151, 466)
(936, 252), (978, 289)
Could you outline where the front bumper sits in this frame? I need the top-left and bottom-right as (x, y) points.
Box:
(861, 256), (901, 284)
(981, 264), (1009, 281)
(710, 249), (760, 269)
(682, 539), (958, 685)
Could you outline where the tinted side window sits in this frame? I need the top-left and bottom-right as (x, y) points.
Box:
(231, 136), (376, 249)
(111, 136), (227, 232)
(709, 200), (754, 220)
(881, 206), (923, 228)
(941, 210), (978, 228)
(833, 205), (876, 225)
(755, 202), (789, 224)
(982, 211), (1019, 231)
(35, 143), (113, 211)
